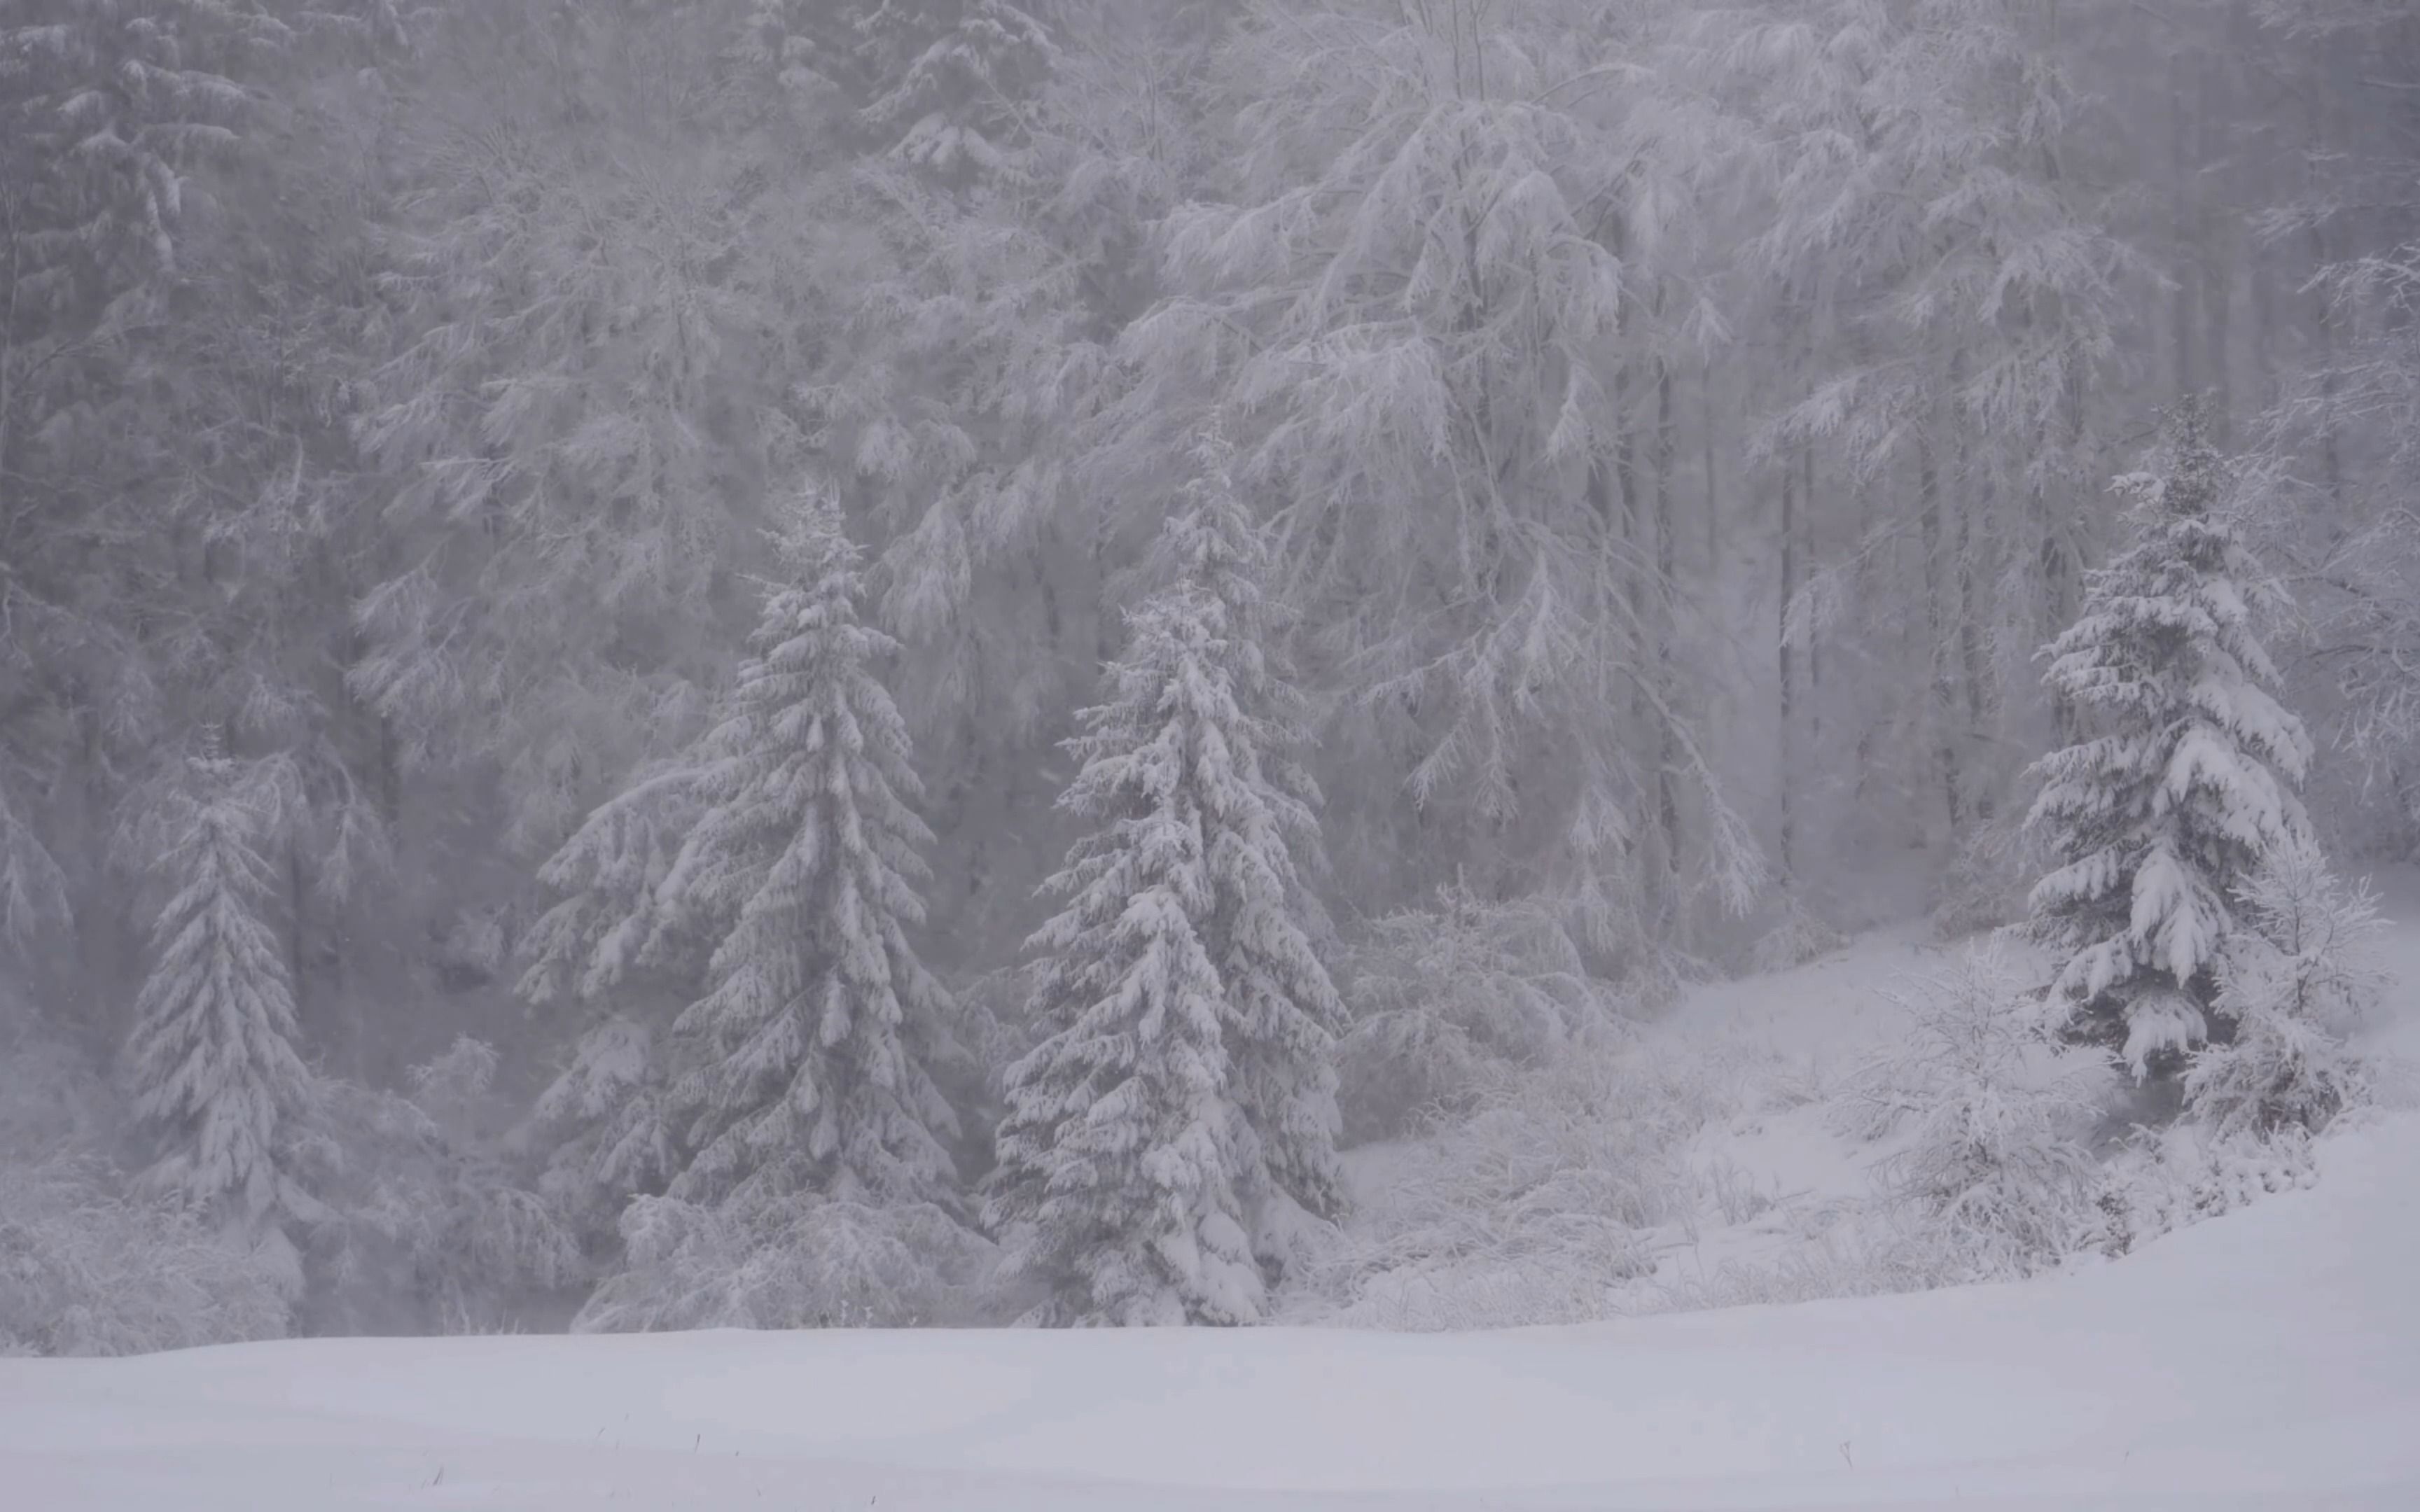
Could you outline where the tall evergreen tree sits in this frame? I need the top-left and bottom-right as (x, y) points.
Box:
(987, 433), (1344, 1326)
(1153, 432), (1348, 1240)
(653, 481), (964, 1211)
(2025, 399), (2315, 1081)
(125, 748), (315, 1248)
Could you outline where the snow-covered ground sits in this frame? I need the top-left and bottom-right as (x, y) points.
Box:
(8, 892), (2418, 1511)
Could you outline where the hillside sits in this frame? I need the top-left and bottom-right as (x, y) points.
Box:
(7, 891), (2414, 1511)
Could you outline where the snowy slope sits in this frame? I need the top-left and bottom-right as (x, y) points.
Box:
(8, 895), (2416, 1512)
(1622, 872), (2418, 1302)
(6, 1121), (2416, 1509)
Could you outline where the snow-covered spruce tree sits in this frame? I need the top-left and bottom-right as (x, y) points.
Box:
(653, 482), (964, 1212)
(987, 440), (1347, 1326)
(2186, 834), (2381, 1139)
(123, 748), (316, 1266)
(2025, 399), (2316, 1082)
(1156, 431), (1349, 1242)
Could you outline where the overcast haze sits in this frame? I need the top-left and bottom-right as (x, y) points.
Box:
(2, 2), (2419, 1499)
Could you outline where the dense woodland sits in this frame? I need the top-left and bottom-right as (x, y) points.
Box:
(1, 0), (2414, 1342)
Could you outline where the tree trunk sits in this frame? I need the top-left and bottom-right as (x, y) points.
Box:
(2171, 70), (2198, 402)
(1778, 458), (1797, 886)
(1800, 442), (1821, 769)
(1919, 428), (1962, 834)
(1702, 360), (1720, 573)
(1949, 348), (1995, 824)
(2197, 59), (2234, 442)
(1652, 355), (1682, 910)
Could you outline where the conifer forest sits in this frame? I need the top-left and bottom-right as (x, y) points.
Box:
(3, 0), (2418, 1348)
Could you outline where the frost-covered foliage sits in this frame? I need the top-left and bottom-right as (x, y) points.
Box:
(989, 447), (1347, 1326)
(2089, 1121), (2323, 1259)
(523, 1014), (679, 1241)
(1720, 0), (2131, 582)
(1115, 0), (1760, 954)
(0, 989), (293, 1353)
(1299, 1046), (1706, 1332)
(1335, 884), (1627, 1143)
(352, 0), (786, 857)
(2026, 401), (2316, 1079)
(651, 483), (966, 1212)
(0, 1157), (293, 1357)
(1833, 947), (2107, 1280)
(573, 1186), (1001, 1333)
(0, 0), (261, 316)
(2187, 838), (2381, 1139)
(518, 763), (706, 1014)
(122, 750), (316, 1249)
(517, 765), (704, 1230)
(515, 484), (973, 1319)
(867, 0), (1056, 184)
(2239, 4), (2420, 836)
(287, 1040), (582, 1336)
(6, 0), (2419, 1347)
(1621, 1202), (1996, 1317)
(1297, 1027), (1811, 1332)
(1747, 898), (1847, 976)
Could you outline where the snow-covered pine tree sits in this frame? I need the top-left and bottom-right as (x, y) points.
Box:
(1155, 430), (1349, 1250)
(124, 746), (315, 1257)
(2024, 398), (2316, 1081)
(653, 480), (964, 1212)
(987, 433), (1346, 1326)
(986, 592), (1265, 1327)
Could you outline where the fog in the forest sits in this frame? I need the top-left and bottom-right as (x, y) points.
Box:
(1, 0), (2413, 1348)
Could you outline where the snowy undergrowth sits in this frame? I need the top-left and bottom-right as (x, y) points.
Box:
(1826, 946), (2106, 1279)
(0, 988), (293, 1356)
(1298, 867), (2409, 1331)
(0, 1156), (293, 1357)
(1294, 1021), (1827, 1330)
(1291, 913), (1978, 1330)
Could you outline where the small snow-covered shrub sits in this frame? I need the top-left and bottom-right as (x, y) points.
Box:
(1304, 1251), (1638, 1332)
(2186, 839), (2381, 1138)
(1335, 885), (1626, 1143)
(1295, 1035), (1759, 1330)
(289, 1042), (582, 1336)
(0, 1157), (292, 1356)
(574, 1188), (1003, 1332)
(1748, 897), (1845, 974)
(2088, 1121), (2321, 1257)
(1622, 1217), (1968, 1315)
(1833, 946), (2108, 1279)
